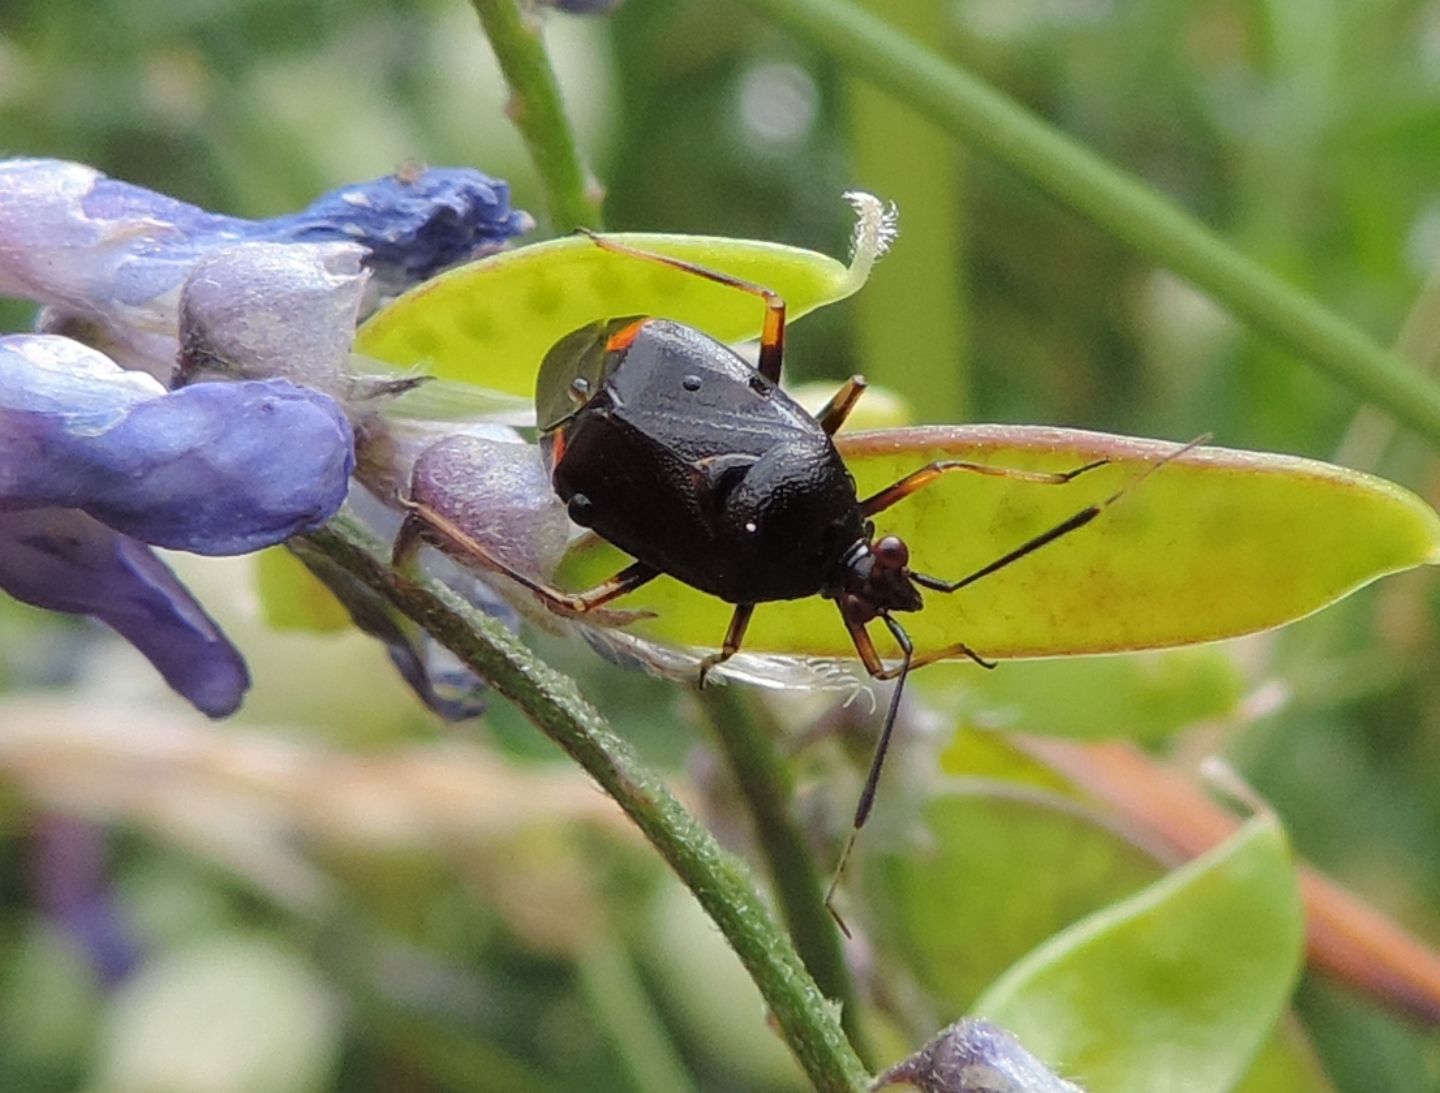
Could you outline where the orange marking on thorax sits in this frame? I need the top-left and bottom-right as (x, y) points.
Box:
(606, 318), (648, 353)
(547, 429), (567, 467)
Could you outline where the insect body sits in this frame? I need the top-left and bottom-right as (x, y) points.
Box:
(400, 232), (1198, 907)
(539, 316), (867, 608)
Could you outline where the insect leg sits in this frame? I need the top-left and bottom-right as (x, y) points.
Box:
(859, 455), (1110, 518)
(866, 640), (996, 677)
(579, 230), (787, 384)
(569, 561), (664, 611)
(395, 500), (657, 614)
(848, 614), (914, 829)
(824, 612), (915, 935)
(696, 603), (755, 689)
(816, 375), (867, 435)
(909, 435), (1210, 594)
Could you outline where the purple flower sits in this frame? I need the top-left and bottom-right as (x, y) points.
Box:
(1, 158), (531, 377)
(268, 166), (532, 295)
(31, 814), (142, 986)
(0, 158), (531, 719)
(0, 334), (354, 715)
(1, 335), (354, 553)
(544, 0), (625, 13)
(0, 509), (249, 717)
(873, 1019), (1085, 1093)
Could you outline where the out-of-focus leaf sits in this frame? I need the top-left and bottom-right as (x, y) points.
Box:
(931, 645), (1246, 742)
(255, 547), (350, 632)
(641, 879), (806, 1090)
(936, 726), (1081, 793)
(355, 226), (877, 394)
(558, 426), (1440, 665)
(787, 378), (913, 432)
(0, 923), (101, 1085)
(861, 788), (1163, 1012)
(865, 782), (1329, 1092)
(1232, 1019), (1337, 1093)
(92, 935), (341, 1093)
(973, 817), (1303, 1093)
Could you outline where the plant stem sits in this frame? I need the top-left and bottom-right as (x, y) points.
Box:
(730, 0), (1440, 448)
(468, 0), (604, 232)
(700, 688), (869, 1063)
(296, 519), (869, 1092)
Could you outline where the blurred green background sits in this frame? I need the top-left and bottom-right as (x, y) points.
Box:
(2, 1), (1440, 1090)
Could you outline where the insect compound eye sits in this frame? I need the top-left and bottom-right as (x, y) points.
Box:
(873, 535), (909, 570)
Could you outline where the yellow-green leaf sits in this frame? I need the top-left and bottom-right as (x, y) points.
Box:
(863, 786), (1328, 1092)
(863, 788), (1163, 1011)
(973, 816), (1304, 1093)
(931, 646), (1246, 741)
(355, 232), (872, 395)
(557, 425), (1440, 662)
(254, 547), (351, 632)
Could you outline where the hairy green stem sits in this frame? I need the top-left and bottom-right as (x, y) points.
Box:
(730, 0), (1440, 448)
(700, 688), (869, 1063)
(468, 0), (604, 231)
(297, 519), (868, 1092)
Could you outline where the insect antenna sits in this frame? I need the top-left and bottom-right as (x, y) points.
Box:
(911, 434), (1211, 596)
(825, 435), (1209, 935)
(825, 612), (914, 937)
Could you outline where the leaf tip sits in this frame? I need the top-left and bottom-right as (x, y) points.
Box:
(841, 191), (899, 291)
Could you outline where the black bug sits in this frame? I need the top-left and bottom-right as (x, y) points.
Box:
(400, 233), (1199, 911)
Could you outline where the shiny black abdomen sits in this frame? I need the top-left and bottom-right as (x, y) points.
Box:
(545, 320), (866, 604)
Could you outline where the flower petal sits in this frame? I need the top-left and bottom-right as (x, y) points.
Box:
(0, 509), (249, 716)
(0, 158), (530, 376)
(0, 334), (354, 554)
(261, 166), (533, 295)
(0, 158), (530, 315)
(407, 434), (572, 580)
(177, 241), (367, 394)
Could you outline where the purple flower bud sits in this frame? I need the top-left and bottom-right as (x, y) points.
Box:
(177, 241), (366, 393)
(290, 526), (492, 723)
(0, 158), (533, 717)
(873, 1019), (1085, 1093)
(1, 334), (354, 554)
(0, 509), (249, 717)
(407, 435), (572, 582)
(0, 158), (531, 376)
(264, 166), (533, 295)
(544, 0), (625, 13)
(31, 815), (142, 986)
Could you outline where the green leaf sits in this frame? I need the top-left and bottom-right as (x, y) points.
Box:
(862, 787), (1164, 1012)
(254, 547), (351, 632)
(863, 784), (1329, 1091)
(557, 426), (1440, 662)
(1232, 1020), (1337, 1093)
(929, 645), (1246, 742)
(355, 230), (874, 395)
(973, 816), (1304, 1093)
